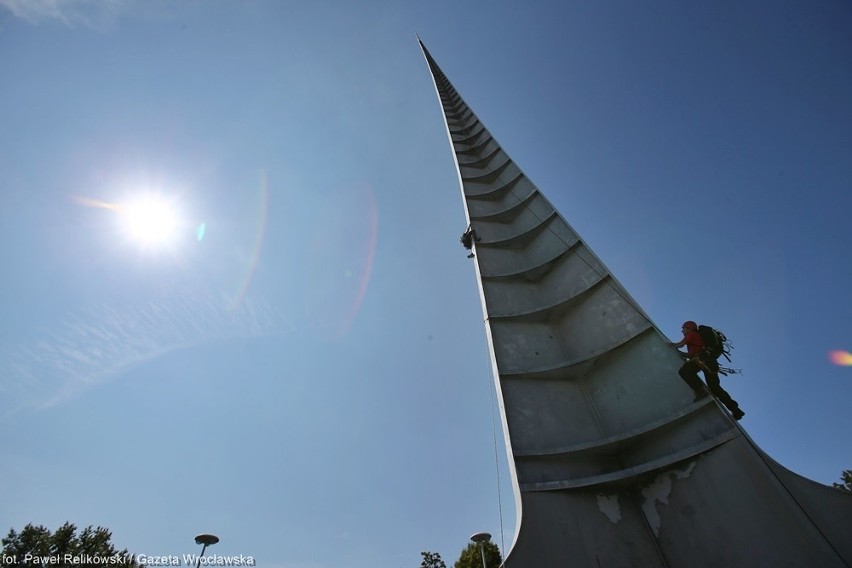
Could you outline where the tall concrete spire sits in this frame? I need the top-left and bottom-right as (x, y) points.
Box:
(420, 41), (852, 568)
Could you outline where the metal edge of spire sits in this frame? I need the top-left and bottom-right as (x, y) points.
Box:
(417, 40), (525, 560)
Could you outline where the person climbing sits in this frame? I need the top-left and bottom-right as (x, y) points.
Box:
(460, 225), (480, 258)
(670, 320), (745, 420)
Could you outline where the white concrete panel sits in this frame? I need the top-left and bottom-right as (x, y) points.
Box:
(483, 244), (602, 317)
(501, 377), (603, 451)
(473, 193), (556, 244)
(477, 217), (580, 276)
(467, 175), (538, 218)
(463, 161), (522, 196)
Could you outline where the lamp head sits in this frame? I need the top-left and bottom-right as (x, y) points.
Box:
(195, 534), (219, 546)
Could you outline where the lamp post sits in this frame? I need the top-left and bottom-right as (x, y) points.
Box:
(194, 534), (219, 568)
(470, 532), (491, 568)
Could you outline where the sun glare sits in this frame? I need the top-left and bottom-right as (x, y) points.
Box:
(120, 195), (181, 247)
(74, 192), (186, 251)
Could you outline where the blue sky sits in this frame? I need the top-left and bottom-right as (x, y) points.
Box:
(1, 1), (851, 567)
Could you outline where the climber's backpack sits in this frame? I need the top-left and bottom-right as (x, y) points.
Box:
(698, 325), (730, 361)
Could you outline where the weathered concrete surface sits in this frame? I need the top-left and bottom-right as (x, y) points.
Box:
(420, 41), (852, 568)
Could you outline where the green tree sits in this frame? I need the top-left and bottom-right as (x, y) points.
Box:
(454, 540), (501, 568)
(833, 469), (852, 493)
(1, 522), (139, 568)
(420, 550), (447, 568)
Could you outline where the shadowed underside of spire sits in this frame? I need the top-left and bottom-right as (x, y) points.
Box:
(420, 41), (852, 568)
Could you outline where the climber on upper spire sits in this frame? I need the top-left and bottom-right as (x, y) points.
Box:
(670, 320), (744, 421)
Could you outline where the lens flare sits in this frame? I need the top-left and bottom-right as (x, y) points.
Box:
(73, 192), (185, 250)
(72, 195), (122, 212)
(828, 350), (852, 366)
(230, 173), (269, 309)
(298, 183), (378, 338)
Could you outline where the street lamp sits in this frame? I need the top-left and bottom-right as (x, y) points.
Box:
(470, 532), (491, 568)
(194, 534), (219, 568)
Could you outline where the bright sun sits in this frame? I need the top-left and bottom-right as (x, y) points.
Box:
(73, 193), (185, 251)
(120, 195), (181, 247)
